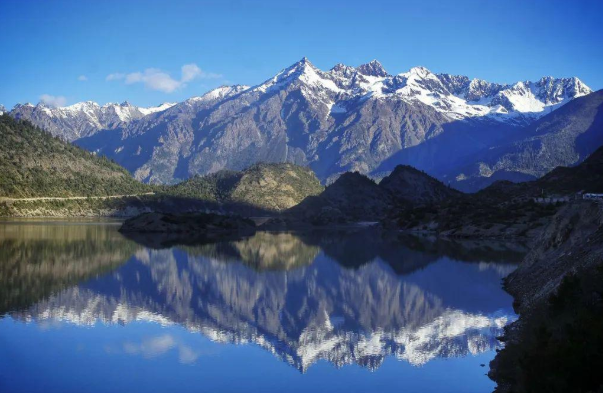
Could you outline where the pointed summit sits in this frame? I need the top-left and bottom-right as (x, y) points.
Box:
(330, 63), (356, 78)
(274, 57), (317, 79)
(289, 57), (314, 69)
(406, 66), (434, 78)
(357, 60), (388, 77)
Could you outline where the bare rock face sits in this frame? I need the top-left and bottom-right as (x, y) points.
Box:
(505, 201), (603, 310)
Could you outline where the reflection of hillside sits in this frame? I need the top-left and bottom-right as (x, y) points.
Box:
(0, 222), (137, 313)
(395, 234), (528, 264)
(122, 227), (527, 275)
(182, 232), (320, 270)
(294, 229), (526, 274)
(11, 238), (516, 371)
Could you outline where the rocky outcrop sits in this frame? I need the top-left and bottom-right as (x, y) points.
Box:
(388, 146), (603, 240)
(119, 212), (256, 235)
(490, 201), (603, 392)
(504, 201), (603, 310)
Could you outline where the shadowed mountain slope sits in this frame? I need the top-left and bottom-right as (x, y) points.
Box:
(452, 90), (603, 191)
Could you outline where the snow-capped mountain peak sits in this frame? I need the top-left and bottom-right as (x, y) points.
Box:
(254, 57), (342, 94)
(13, 58), (587, 141)
(330, 63), (356, 78)
(357, 60), (388, 77)
(405, 66), (433, 78)
(138, 102), (177, 115)
(8, 99), (177, 141)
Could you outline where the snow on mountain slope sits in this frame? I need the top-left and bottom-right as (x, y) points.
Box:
(244, 58), (590, 123)
(7, 58), (593, 186)
(450, 89), (603, 192)
(10, 100), (176, 141)
(187, 85), (250, 103)
(138, 102), (177, 115)
(9, 59), (590, 137)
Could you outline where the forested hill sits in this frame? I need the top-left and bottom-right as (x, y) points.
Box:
(0, 114), (150, 198)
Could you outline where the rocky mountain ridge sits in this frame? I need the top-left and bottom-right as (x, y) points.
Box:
(452, 90), (603, 191)
(10, 101), (175, 141)
(8, 58), (593, 187)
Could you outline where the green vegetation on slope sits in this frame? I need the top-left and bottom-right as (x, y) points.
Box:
(0, 115), (151, 198)
(165, 163), (324, 212)
(165, 170), (240, 202)
(0, 222), (138, 313)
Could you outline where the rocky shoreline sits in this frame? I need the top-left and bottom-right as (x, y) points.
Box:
(489, 201), (603, 393)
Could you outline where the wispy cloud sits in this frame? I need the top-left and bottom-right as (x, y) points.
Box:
(106, 72), (126, 81)
(77, 75), (88, 82)
(106, 63), (221, 93)
(39, 94), (67, 107)
(121, 334), (201, 364)
(124, 69), (182, 93)
(181, 63), (202, 83)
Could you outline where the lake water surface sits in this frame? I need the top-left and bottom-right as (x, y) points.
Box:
(0, 221), (524, 393)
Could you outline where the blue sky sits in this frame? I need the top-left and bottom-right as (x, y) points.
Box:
(1, 0), (602, 108)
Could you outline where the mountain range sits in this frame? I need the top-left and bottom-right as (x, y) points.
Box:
(5, 58), (598, 189)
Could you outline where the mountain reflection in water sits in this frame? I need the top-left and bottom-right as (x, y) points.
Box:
(0, 222), (523, 375)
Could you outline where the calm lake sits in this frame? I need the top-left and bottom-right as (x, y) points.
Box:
(0, 220), (525, 393)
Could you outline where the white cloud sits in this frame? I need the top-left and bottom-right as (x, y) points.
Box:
(77, 75), (88, 81)
(181, 63), (202, 82)
(106, 73), (125, 81)
(106, 63), (221, 93)
(39, 94), (67, 107)
(123, 334), (175, 358)
(124, 69), (181, 93)
(122, 334), (200, 364)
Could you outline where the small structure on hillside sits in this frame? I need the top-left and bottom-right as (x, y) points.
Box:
(533, 195), (571, 204)
(583, 193), (603, 201)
